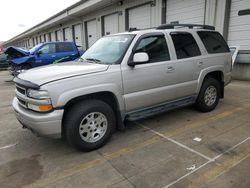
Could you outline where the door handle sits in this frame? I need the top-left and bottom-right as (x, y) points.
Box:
(167, 66), (175, 73)
(198, 62), (203, 66)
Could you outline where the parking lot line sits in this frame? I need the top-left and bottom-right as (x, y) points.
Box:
(165, 104), (250, 138)
(0, 143), (18, 150)
(136, 123), (213, 161)
(164, 137), (250, 188)
(22, 136), (162, 188)
(22, 103), (250, 188)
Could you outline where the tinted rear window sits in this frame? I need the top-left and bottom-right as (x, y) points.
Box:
(197, 31), (230, 54)
(56, 43), (74, 52)
(171, 32), (201, 59)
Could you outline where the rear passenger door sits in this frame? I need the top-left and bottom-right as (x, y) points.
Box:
(56, 42), (78, 62)
(170, 32), (203, 98)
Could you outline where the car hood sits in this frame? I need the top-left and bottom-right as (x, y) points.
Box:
(18, 61), (110, 86)
(5, 47), (30, 58)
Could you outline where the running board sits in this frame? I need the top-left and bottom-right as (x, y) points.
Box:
(126, 96), (196, 121)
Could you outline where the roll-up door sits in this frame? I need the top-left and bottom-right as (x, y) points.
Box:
(56, 30), (62, 41)
(103, 13), (119, 35)
(63, 27), (72, 41)
(73, 24), (83, 47)
(127, 4), (152, 29)
(51, 32), (56, 42)
(86, 19), (98, 48)
(46, 33), (50, 42)
(228, 0), (250, 50)
(166, 0), (205, 24)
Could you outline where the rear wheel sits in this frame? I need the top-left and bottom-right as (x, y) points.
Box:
(195, 77), (221, 112)
(64, 100), (116, 151)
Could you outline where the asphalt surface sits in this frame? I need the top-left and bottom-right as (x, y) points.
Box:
(0, 70), (250, 188)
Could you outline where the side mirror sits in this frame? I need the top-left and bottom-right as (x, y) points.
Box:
(36, 51), (42, 56)
(128, 52), (149, 66)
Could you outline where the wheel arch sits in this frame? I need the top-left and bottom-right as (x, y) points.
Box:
(62, 91), (125, 137)
(198, 69), (224, 98)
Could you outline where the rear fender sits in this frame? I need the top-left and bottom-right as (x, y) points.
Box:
(197, 66), (224, 94)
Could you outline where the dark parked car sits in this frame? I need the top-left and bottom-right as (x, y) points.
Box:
(5, 41), (84, 76)
(0, 53), (8, 69)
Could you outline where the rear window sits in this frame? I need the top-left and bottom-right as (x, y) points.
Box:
(56, 42), (74, 52)
(197, 31), (230, 54)
(171, 32), (201, 59)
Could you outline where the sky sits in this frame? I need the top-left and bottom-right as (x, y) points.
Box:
(0, 0), (80, 42)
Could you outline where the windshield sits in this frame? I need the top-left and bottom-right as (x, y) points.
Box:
(29, 43), (43, 54)
(80, 34), (135, 64)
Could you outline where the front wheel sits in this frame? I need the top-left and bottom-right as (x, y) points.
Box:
(64, 100), (116, 151)
(195, 77), (221, 112)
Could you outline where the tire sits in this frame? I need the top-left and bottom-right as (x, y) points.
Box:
(195, 77), (221, 112)
(64, 100), (116, 151)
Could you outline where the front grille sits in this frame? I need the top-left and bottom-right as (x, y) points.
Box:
(16, 85), (26, 95)
(17, 97), (26, 106)
(15, 85), (28, 108)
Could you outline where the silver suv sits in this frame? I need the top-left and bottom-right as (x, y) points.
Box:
(12, 24), (232, 151)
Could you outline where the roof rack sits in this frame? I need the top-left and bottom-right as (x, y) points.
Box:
(128, 27), (156, 32)
(156, 24), (215, 30)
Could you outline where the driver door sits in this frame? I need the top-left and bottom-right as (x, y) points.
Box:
(121, 33), (178, 112)
(35, 43), (57, 66)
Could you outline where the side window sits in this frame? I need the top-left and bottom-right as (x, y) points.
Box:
(56, 43), (74, 53)
(197, 31), (230, 54)
(134, 35), (170, 63)
(38, 44), (56, 54)
(171, 32), (201, 59)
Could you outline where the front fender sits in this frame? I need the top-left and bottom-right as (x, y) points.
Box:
(11, 56), (34, 66)
(56, 83), (125, 116)
(196, 65), (224, 93)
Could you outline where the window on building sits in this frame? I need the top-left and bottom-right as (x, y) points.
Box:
(56, 42), (74, 52)
(134, 35), (170, 63)
(38, 43), (56, 54)
(197, 31), (230, 54)
(171, 32), (201, 59)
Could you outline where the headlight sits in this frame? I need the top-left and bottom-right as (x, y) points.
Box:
(26, 89), (53, 112)
(27, 89), (50, 99)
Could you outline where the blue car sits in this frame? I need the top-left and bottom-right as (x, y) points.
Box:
(5, 41), (84, 76)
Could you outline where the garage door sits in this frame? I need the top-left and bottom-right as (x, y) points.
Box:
(63, 27), (72, 41)
(51, 32), (56, 42)
(128, 4), (151, 29)
(103, 13), (119, 35)
(228, 0), (250, 50)
(86, 19), (98, 48)
(56, 30), (62, 41)
(73, 24), (83, 48)
(166, 0), (205, 24)
(46, 34), (50, 42)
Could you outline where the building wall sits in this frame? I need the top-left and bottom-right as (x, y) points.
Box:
(3, 0), (250, 54)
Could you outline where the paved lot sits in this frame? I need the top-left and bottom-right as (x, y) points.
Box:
(0, 70), (250, 188)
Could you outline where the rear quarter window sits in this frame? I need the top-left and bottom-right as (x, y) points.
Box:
(197, 31), (230, 54)
(170, 32), (201, 59)
(56, 42), (74, 52)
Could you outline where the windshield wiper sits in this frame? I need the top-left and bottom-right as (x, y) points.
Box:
(86, 58), (102, 64)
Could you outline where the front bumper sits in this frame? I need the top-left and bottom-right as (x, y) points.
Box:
(12, 97), (63, 138)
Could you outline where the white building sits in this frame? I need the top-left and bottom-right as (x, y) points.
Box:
(2, 0), (250, 78)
